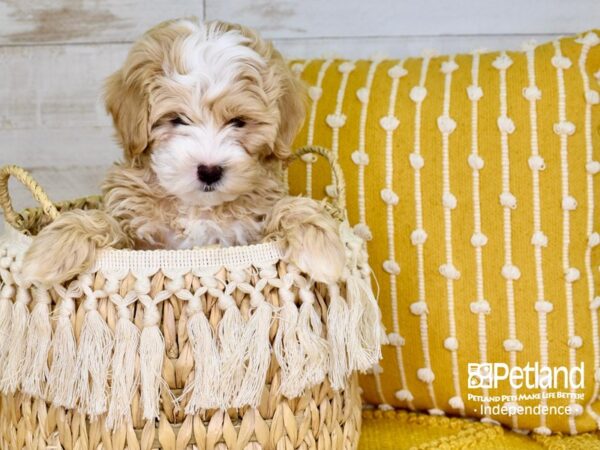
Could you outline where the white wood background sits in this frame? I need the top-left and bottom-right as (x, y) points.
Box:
(0, 0), (599, 228)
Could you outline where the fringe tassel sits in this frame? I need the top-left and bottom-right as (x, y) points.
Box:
(0, 285), (15, 373)
(345, 271), (379, 371)
(273, 284), (302, 397)
(106, 297), (140, 429)
(326, 283), (350, 390)
(74, 289), (113, 418)
(184, 291), (220, 413)
(139, 295), (167, 421)
(21, 289), (52, 397)
(345, 277), (365, 371)
(296, 287), (329, 389)
(337, 220), (384, 373)
(47, 296), (77, 408)
(217, 292), (246, 407)
(345, 270), (383, 371)
(233, 292), (272, 408)
(1, 287), (31, 393)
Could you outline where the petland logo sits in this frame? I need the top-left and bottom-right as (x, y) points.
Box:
(468, 362), (585, 390)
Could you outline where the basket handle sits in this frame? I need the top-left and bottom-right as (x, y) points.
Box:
(0, 165), (59, 230)
(291, 145), (347, 220)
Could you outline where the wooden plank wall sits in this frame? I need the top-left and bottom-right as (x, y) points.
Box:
(0, 0), (598, 228)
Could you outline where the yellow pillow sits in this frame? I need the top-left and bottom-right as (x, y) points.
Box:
(288, 31), (600, 434)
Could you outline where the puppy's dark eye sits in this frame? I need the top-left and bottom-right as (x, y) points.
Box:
(227, 117), (246, 128)
(170, 116), (189, 126)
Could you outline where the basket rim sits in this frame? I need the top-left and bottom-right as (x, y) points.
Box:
(2, 220), (285, 272)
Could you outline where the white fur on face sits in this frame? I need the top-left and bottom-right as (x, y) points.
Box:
(151, 120), (259, 207)
(169, 22), (266, 97)
(149, 22), (271, 208)
(101, 19), (309, 255)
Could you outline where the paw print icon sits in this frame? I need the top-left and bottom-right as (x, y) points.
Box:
(468, 363), (493, 389)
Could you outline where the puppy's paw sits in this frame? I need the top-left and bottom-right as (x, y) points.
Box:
(287, 225), (346, 284)
(265, 197), (346, 284)
(21, 246), (70, 287)
(22, 210), (129, 287)
(22, 236), (91, 287)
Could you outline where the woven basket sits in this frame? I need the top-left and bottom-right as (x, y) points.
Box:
(0, 147), (381, 450)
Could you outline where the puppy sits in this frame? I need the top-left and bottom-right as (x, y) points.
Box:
(23, 19), (346, 287)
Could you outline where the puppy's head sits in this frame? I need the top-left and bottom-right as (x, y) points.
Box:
(105, 19), (305, 207)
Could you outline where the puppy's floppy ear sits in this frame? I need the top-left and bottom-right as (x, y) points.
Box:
(272, 58), (307, 161)
(104, 19), (185, 162)
(105, 19), (199, 163)
(104, 68), (149, 162)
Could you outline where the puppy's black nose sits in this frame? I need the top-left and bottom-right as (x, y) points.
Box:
(197, 165), (223, 185)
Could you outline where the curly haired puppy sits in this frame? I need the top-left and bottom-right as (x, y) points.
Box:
(23, 19), (345, 286)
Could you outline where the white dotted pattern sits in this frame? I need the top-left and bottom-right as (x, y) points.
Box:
(381, 60), (414, 410)
(438, 55), (464, 416)
(495, 51), (520, 431)
(305, 60), (334, 196)
(524, 41), (551, 433)
(354, 59), (382, 241)
(325, 61), (356, 196)
(553, 40), (579, 435)
(468, 50), (491, 420)
(577, 33), (600, 424)
(410, 56), (439, 411)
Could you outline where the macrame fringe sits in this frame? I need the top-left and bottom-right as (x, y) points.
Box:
(74, 299), (114, 418)
(139, 328), (164, 421)
(338, 220), (383, 373)
(0, 289), (14, 372)
(217, 294), (246, 407)
(46, 297), (77, 409)
(233, 295), (272, 408)
(1, 288), (31, 394)
(326, 284), (350, 390)
(273, 288), (302, 397)
(139, 300), (166, 421)
(184, 306), (221, 413)
(21, 289), (52, 397)
(345, 270), (383, 371)
(106, 306), (140, 429)
(297, 288), (329, 389)
(0, 224), (384, 416)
